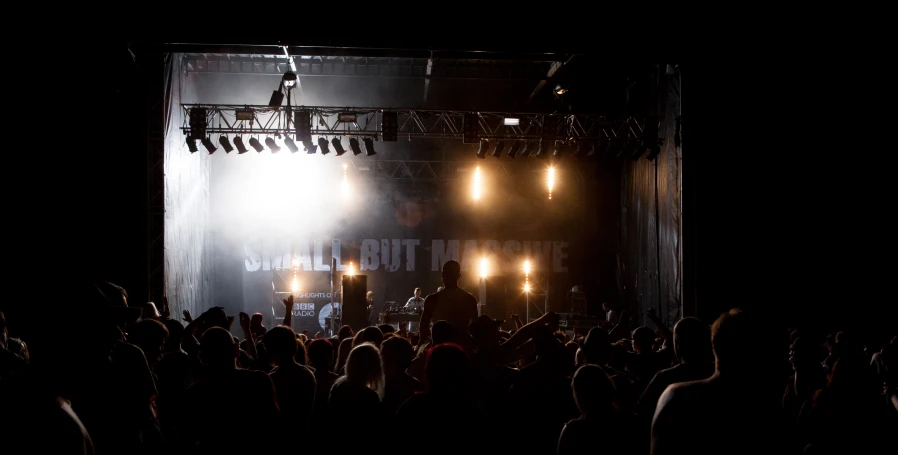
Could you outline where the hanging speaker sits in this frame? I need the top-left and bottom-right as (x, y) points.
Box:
(341, 275), (368, 332)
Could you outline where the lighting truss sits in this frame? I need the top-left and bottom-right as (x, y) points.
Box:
(180, 104), (645, 143)
(345, 160), (588, 182)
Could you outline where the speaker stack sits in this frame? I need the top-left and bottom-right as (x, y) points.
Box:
(341, 275), (368, 332)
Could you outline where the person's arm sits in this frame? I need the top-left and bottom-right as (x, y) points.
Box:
(418, 294), (437, 342)
(493, 312), (557, 365)
(646, 308), (672, 346)
(239, 312), (258, 360)
(282, 295), (295, 328)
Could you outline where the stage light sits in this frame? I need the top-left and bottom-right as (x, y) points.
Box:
(554, 84), (568, 95)
(219, 136), (234, 153)
(524, 283), (531, 292)
(547, 166), (556, 200)
(282, 71), (297, 89)
(535, 139), (548, 159)
(347, 262), (355, 276)
(186, 138), (198, 153)
(523, 260), (531, 275)
(349, 138), (363, 156)
(363, 137), (377, 156)
(201, 137), (218, 154)
(490, 141), (505, 158)
(475, 140), (489, 159)
(552, 140), (564, 158)
(338, 113), (357, 122)
(302, 139), (317, 154)
(318, 137), (331, 155)
(265, 137), (281, 153)
(249, 137), (265, 153)
(291, 278), (300, 293)
(504, 117), (520, 126)
(292, 258), (299, 268)
(472, 166), (482, 200)
(519, 141), (533, 158)
(479, 258), (488, 279)
(332, 138), (347, 156)
(234, 136), (249, 154)
(506, 141), (521, 159)
(284, 136), (299, 153)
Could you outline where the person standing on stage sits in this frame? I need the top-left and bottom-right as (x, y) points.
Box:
(404, 288), (424, 312)
(419, 260), (478, 342)
(366, 291), (375, 325)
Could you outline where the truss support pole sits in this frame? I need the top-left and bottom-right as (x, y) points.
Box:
(147, 51), (167, 303)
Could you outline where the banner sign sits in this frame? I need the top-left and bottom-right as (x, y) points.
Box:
(244, 238), (570, 274)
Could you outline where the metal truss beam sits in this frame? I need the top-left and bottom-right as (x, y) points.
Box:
(147, 52), (167, 303)
(183, 54), (550, 81)
(151, 43), (568, 62)
(349, 160), (576, 182)
(180, 104), (645, 143)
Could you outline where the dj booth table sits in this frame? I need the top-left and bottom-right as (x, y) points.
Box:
(378, 310), (421, 332)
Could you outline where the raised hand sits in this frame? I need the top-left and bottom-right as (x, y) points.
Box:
(283, 294), (295, 308)
(183, 309), (193, 323)
(239, 312), (251, 331)
(161, 296), (171, 319)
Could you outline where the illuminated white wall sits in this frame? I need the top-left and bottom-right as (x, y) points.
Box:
(164, 54), (213, 317)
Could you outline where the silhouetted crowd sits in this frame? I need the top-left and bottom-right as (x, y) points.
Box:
(1, 262), (896, 455)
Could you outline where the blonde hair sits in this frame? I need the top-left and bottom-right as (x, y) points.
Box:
(345, 342), (385, 399)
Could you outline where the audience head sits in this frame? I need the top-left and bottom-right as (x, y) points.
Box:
(469, 315), (502, 347)
(571, 364), (616, 416)
(128, 318), (169, 366)
(711, 308), (781, 378)
(673, 317), (712, 364)
(337, 325), (354, 341)
(381, 336), (414, 376)
(262, 326), (298, 366)
(441, 260), (461, 285)
(199, 327), (238, 369)
(378, 324), (395, 336)
(345, 342), (385, 398)
(352, 326), (384, 348)
(432, 320), (455, 345)
(162, 318), (185, 353)
(250, 313), (264, 329)
(631, 326), (656, 353)
(307, 339), (334, 371)
(425, 343), (471, 397)
(582, 327), (611, 365)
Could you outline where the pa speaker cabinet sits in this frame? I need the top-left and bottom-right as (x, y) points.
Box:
(341, 275), (368, 332)
(480, 277), (509, 321)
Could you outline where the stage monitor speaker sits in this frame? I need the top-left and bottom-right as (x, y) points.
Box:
(341, 275), (368, 332)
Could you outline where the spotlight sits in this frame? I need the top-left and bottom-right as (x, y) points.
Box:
(318, 137), (331, 155)
(332, 138), (347, 156)
(265, 137), (281, 153)
(249, 137), (265, 153)
(363, 137), (377, 156)
(518, 141), (533, 158)
(282, 71), (297, 89)
(475, 140), (489, 159)
(349, 138), (363, 156)
(506, 141), (521, 159)
(552, 140), (564, 158)
(490, 141), (505, 158)
(234, 136), (249, 154)
(503, 117), (520, 126)
(284, 136), (299, 153)
(554, 84), (568, 95)
(219, 136), (234, 153)
(201, 137), (218, 154)
(535, 139), (549, 159)
(186, 138), (198, 153)
(303, 139), (317, 154)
